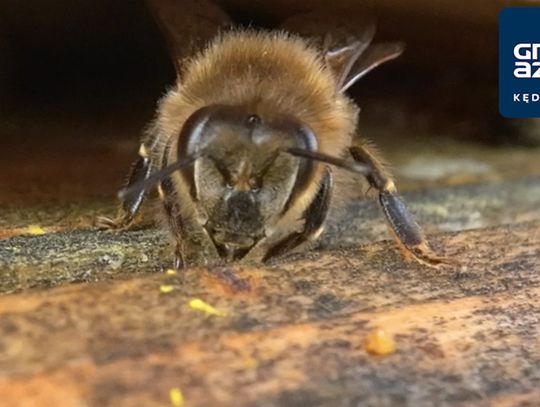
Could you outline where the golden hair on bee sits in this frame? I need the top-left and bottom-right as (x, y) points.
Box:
(98, 25), (448, 269)
(162, 32), (357, 152)
(158, 30), (357, 221)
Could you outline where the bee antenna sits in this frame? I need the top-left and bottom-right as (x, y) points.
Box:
(285, 148), (370, 176)
(118, 150), (205, 199)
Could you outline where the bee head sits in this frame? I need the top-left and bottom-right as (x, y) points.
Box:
(119, 104), (366, 261)
(177, 105), (317, 258)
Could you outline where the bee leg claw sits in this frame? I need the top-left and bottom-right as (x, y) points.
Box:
(379, 191), (454, 267)
(95, 214), (134, 231)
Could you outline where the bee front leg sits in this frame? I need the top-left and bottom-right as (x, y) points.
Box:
(349, 142), (449, 267)
(263, 169), (333, 262)
(96, 144), (153, 229)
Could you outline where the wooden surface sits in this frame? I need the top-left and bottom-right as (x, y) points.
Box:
(1, 125), (540, 406)
(0, 222), (539, 406)
(1, 176), (540, 293)
(2, 2), (540, 403)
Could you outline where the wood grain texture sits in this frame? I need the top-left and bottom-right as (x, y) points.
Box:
(0, 221), (538, 406)
(2, 177), (539, 293)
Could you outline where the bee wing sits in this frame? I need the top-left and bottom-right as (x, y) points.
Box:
(340, 42), (405, 92)
(280, 10), (403, 92)
(323, 24), (376, 90)
(145, 0), (231, 73)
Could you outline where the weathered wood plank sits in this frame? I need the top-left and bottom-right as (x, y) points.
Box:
(1, 177), (539, 293)
(0, 221), (538, 406)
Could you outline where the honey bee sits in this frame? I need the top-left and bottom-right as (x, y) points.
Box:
(98, 4), (446, 268)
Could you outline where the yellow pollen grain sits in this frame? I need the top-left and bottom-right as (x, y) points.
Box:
(27, 225), (46, 235)
(242, 357), (259, 369)
(169, 387), (184, 406)
(189, 298), (227, 316)
(364, 328), (396, 356)
(159, 285), (175, 294)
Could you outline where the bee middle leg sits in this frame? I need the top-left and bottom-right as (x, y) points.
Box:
(349, 142), (448, 266)
(263, 169), (333, 262)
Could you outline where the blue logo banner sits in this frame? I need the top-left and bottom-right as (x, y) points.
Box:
(499, 7), (540, 118)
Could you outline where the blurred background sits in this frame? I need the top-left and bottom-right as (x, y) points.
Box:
(0, 1), (170, 122)
(0, 1), (512, 127)
(1, 0), (539, 209)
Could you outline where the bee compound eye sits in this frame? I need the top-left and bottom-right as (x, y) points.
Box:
(246, 114), (261, 126)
